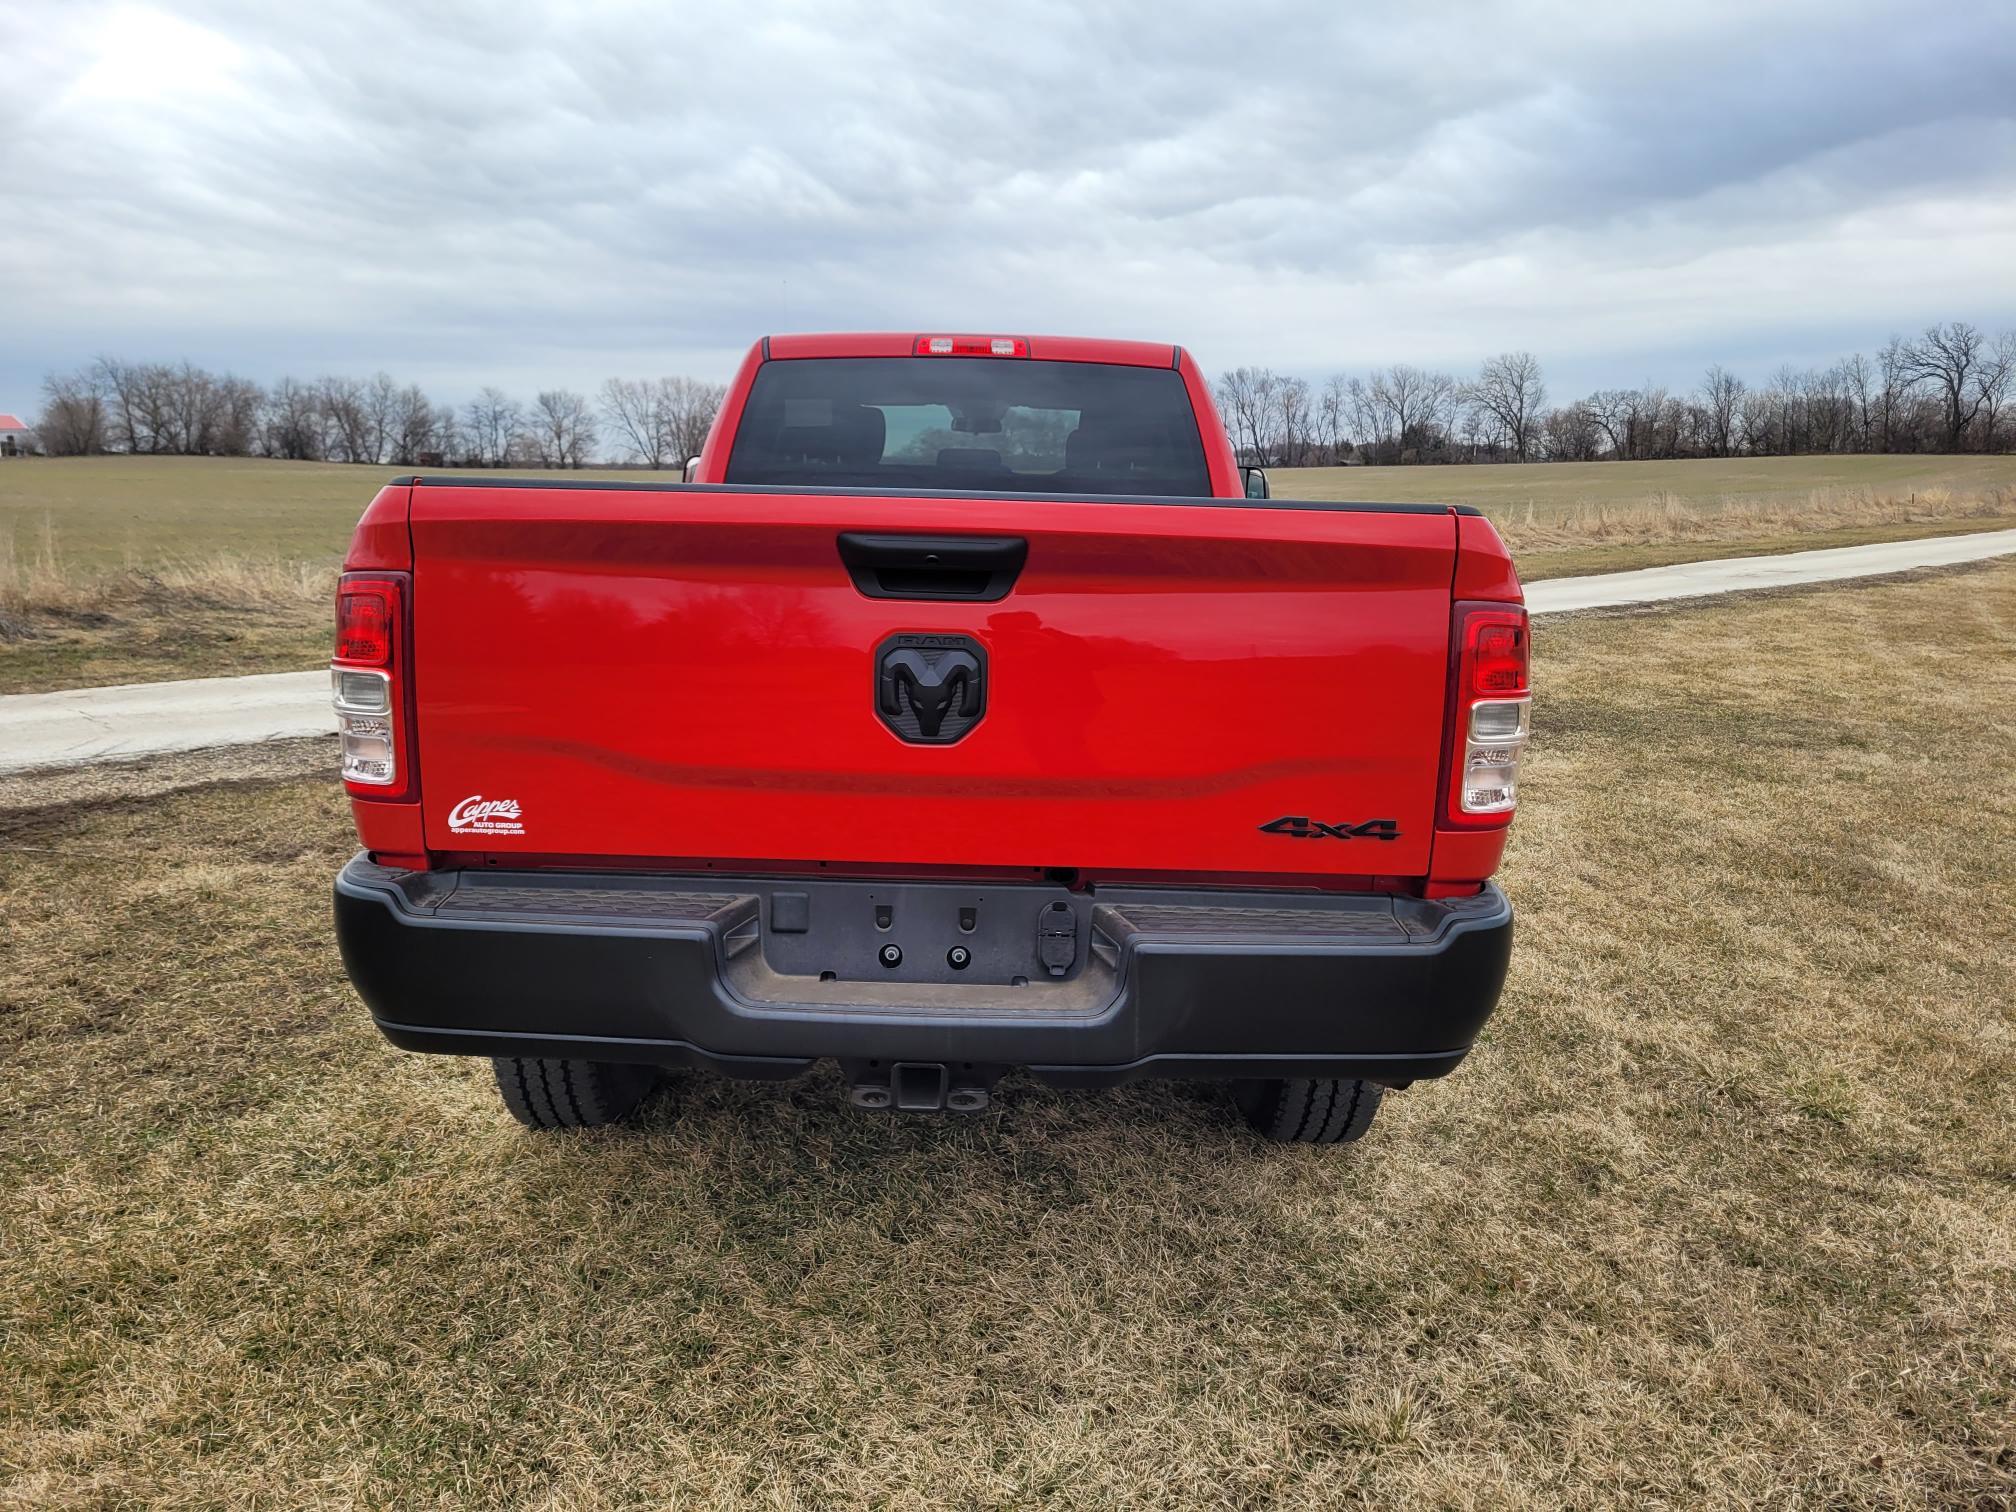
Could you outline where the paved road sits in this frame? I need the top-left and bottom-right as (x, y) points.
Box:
(1521, 528), (2016, 614)
(3, 669), (335, 775)
(5, 528), (2013, 776)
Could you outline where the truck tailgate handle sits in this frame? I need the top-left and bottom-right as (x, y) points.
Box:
(837, 533), (1028, 602)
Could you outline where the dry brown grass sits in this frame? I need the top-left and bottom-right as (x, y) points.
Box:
(1494, 484), (2016, 578)
(0, 525), (333, 693)
(1280, 454), (2016, 581)
(1499, 481), (2010, 542)
(1282, 452), (2016, 513)
(3, 569), (2014, 1507)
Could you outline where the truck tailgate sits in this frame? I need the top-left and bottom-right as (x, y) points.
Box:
(407, 485), (1457, 879)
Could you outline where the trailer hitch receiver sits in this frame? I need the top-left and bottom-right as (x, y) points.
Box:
(847, 1062), (993, 1113)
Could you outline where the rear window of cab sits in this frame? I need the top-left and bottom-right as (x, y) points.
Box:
(725, 357), (1211, 496)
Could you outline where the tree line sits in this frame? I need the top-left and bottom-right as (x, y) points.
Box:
(1216, 320), (2014, 466)
(22, 319), (2013, 468)
(31, 358), (726, 469)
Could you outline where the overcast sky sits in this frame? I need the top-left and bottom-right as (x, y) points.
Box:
(4, 0), (2014, 410)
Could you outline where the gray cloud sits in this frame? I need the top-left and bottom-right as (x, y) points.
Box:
(3, 0), (2013, 406)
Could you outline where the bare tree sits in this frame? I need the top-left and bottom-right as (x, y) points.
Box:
(1367, 365), (1456, 459)
(464, 387), (522, 466)
(1276, 375), (1313, 467)
(260, 377), (325, 460)
(1743, 388), (1785, 455)
(533, 389), (598, 468)
(91, 356), (164, 453)
(1699, 365), (1745, 457)
(598, 377), (666, 466)
(35, 370), (108, 455)
(1317, 375), (1350, 460)
(157, 361), (207, 453)
(660, 376), (726, 463)
(1805, 363), (1850, 453)
(45, 358), (258, 456)
(1464, 352), (1547, 461)
(1214, 367), (1275, 465)
(1585, 389), (1636, 459)
(596, 376), (726, 467)
(1768, 364), (1805, 455)
(1969, 330), (2014, 452)
(1457, 400), (1490, 461)
(1838, 352), (1874, 452)
(387, 385), (435, 465)
(354, 372), (401, 465)
(431, 405), (467, 466)
(129, 363), (181, 453)
(1875, 336), (1912, 453)
(212, 375), (262, 455)
(1899, 321), (1990, 451)
(318, 376), (371, 462)
(1344, 377), (1380, 453)
(1542, 401), (1601, 461)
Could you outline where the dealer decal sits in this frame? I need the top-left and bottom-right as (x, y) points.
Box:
(448, 795), (525, 836)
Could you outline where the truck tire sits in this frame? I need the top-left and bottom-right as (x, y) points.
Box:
(491, 1057), (659, 1129)
(1233, 1077), (1384, 1144)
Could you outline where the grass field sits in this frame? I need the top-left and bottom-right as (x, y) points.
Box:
(2, 453), (2013, 693)
(1285, 454), (2016, 581)
(4, 453), (2009, 569)
(0, 457), (685, 571)
(1286, 453), (2016, 510)
(0, 458), (674, 693)
(4, 566), (2012, 1507)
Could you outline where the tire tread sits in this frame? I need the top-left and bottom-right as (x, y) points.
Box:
(1236, 1076), (1383, 1144)
(491, 1057), (655, 1129)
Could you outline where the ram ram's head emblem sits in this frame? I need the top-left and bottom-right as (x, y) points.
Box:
(875, 633), (986, 744)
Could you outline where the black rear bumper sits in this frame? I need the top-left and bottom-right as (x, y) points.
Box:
(333, 855), (1513, 1087)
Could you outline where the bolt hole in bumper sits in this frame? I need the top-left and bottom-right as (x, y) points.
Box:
(333, 854), (1512, 1089)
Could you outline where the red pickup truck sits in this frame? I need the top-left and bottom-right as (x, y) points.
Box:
(332, 333), (1526, 1144)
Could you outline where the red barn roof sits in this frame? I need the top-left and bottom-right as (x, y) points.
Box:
(0, 414), (27, 431)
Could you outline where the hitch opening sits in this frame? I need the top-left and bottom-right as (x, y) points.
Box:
(847, 1061), (996, 1113)
(893, 1062), (947, 1111)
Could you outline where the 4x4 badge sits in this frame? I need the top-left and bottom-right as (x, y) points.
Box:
(1259, 816), (1400, 841)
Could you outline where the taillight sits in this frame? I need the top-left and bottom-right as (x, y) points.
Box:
(915, 335), (1028, 357)
(336, 582), (394, 664)
(332, 571), (414, 799)
(1446, 603), (1530, 827)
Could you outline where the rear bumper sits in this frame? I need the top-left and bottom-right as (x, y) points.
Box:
(333, 855), (1513, 1086)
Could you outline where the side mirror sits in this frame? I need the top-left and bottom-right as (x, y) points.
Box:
(682, 455), (702, 484)
(1242, 466), (1270, 500)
